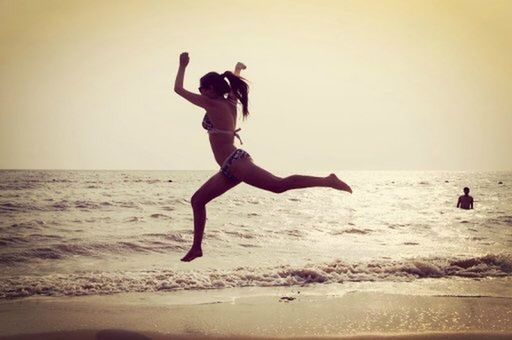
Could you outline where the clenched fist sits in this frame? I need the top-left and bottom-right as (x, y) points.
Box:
(179, 52), (189, 67)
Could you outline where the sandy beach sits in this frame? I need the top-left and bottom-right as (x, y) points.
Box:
(1, 290), (511, 339)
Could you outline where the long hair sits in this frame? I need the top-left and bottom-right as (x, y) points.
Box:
(200, 71), (250, 119)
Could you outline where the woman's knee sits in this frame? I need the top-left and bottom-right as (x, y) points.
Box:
(270, 179), (286, 194)
(190, 193), (205, 208)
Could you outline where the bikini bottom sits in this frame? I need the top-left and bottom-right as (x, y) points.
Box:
(220, 149), (251, 181)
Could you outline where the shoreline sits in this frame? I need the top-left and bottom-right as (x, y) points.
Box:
(1, 330), (512, 340)
(1, 290), (511, 339)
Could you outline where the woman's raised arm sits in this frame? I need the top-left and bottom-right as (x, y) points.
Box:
(227, 62), (247, 104)
(234, 62), (246, 76)
(174, 52), (217, 110)
(174, 52), (189, 91)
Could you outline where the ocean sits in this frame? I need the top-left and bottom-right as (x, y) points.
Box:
(1, 170), (511, 299)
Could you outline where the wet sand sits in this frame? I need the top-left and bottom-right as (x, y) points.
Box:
(0, 291), (511, 339)
(1, 330), (512, 340)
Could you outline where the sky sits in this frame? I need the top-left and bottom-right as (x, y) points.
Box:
(1, 0), (511, 171)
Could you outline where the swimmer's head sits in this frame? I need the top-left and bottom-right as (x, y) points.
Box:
(463, 187), (470, 194)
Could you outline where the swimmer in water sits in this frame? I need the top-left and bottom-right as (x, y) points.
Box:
(457, 187), (474, 210)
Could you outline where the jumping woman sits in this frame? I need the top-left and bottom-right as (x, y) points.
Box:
(174, 52), (352, 262)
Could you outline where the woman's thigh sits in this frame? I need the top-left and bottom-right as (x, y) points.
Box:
(230, 158), (283, 193)
(192, 171), (241, 206)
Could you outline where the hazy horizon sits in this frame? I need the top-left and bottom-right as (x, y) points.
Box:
(1, 169), (511, 173)
(1, 0), (511, 171)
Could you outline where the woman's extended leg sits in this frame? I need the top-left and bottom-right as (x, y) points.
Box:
(231, 160), (352, 194)
(181, 172), (241, 262)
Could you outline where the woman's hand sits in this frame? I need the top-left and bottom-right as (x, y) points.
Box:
(234, 62), (246, 76)
(235, 62), (247, 71)
(179, 52), (189, 68)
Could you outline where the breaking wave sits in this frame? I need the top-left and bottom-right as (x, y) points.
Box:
(1, 253), (510, 299)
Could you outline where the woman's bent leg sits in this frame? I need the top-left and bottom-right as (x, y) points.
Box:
(181, 172), (241, 262)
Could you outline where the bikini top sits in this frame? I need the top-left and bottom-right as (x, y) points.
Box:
(202, 113), (243, 145)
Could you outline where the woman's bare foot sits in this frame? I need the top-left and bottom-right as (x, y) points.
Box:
(181, 247), (203, 262)
(327, 173), (352, 193)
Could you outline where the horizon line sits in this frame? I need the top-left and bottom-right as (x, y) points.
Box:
(1, 168), (511, 172)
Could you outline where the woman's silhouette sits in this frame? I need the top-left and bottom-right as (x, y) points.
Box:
(174, 52), (352, 262)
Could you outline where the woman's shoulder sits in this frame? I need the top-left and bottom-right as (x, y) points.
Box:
(227, 91), (237, 104)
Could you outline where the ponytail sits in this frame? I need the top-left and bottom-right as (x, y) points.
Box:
(222, 71), (250, 119)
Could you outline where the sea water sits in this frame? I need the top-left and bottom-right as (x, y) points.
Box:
(1, 170), (511, 299)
